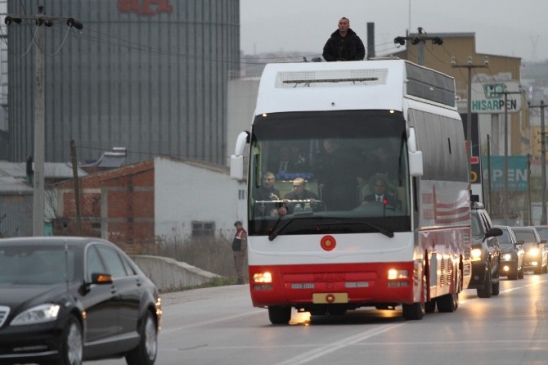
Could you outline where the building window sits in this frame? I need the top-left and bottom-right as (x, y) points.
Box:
(192, 221), (215, 237)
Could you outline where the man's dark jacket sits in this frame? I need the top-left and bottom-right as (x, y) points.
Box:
(322, 28), (366, 61)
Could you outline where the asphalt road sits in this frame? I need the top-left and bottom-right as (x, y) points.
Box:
(89, 273), (548, 365)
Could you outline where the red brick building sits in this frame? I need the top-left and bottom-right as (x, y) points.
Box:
(54, 160), (155, 247)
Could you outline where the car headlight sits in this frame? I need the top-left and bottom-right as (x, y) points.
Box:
(503, 253), (512, 261)
(528, 247), (540, 256)
(471, 248), (483, 261)
(11, 304), (60, 326)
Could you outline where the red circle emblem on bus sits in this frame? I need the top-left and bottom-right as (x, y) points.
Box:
(320, 235), (336, 251)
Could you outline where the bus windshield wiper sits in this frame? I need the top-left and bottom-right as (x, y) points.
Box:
(315, 220), (394, 238)
(269, 218), (296, 241)
(360, 222), (394, 238)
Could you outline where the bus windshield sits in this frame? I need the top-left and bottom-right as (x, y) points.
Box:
(248, 110), (411, 236)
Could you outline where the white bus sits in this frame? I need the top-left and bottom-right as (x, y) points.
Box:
(231, 59), (471, 323)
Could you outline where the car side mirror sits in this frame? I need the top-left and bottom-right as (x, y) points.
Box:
(91, 273), (113, 285)
(484, 227), (503, 241)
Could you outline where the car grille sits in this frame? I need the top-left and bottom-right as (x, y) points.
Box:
(0, 306), (10, 328)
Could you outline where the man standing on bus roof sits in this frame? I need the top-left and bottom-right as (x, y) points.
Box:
(322, 17), (366, 62)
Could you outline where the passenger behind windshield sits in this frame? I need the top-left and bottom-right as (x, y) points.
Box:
(314, 139), (361, 211)
(269, 145), (305, 175)
(283, 178), (318, 214)
(364, 143), (400, 183)
(361, 173), (399, 208)
(255, 171), (281, 217)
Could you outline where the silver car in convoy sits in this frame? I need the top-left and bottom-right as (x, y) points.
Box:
(512, 226), (547, 275)
(494, 225), (524, 280)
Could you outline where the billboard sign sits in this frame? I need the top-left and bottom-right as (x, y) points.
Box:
(482, 155), (528, 192)
(471, 81), (521, 114)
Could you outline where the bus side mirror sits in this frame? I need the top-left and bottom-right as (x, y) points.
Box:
(230, 155), (244, 180)
(408, 127), (423, 177)
(409, 151), (423, 177)
(230, 131), (249, 180)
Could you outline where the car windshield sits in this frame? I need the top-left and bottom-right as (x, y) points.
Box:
(536, 227), (548, 240)
(471, 214), (483, 237)
(513, 230), (537, 244)
(0, 245), (76, 286)
(496, 228), (513, 244)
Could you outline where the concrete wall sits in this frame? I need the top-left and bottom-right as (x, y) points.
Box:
(154, 157), (243, 241)
(133, 255), (220, 293)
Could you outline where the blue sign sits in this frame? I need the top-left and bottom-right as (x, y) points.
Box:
(482, 156), (528, 192)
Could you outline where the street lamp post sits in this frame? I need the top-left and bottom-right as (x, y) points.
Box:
(500, 89), (523, 225)
(451, 56), (488, 192)
(529, 100), (547, 225)
(542, 101), (546, 225)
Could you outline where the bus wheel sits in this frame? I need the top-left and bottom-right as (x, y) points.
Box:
(268, 306), (291, 325)
(437, 293), (458, 312)
(424, 300), (436, 313)
(402, 302), (424, 320)
(422, 273), (435, 313)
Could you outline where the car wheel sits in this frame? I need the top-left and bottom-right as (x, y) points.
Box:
(58, 315), (83, 365)
(268, 306), (291, 325)
(534, 265), (542, 275)
(492, 278), (500, 296)
(125, 311), (158, 365)
(508, 267), (518, 280)
(477, 267), (492, 298)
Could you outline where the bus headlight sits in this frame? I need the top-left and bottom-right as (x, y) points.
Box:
(253, 272), (272, 283)
(387, 269), (408, 280)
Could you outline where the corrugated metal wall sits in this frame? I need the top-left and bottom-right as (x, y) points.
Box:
(8, 0), (240, 165)
(0, 194), (32, 237)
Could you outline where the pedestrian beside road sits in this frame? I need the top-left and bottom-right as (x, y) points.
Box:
(232, 221), (247, 285)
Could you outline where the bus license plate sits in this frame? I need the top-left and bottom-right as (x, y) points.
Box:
(312, 293), (348, 304)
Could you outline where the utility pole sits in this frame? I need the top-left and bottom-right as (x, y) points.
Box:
(6, 6), (83, 236)
(529, 100), (547, 225)
(500, 89), (522, 225)
(451, 56), (489, 193)
(393, 27), (443, 66)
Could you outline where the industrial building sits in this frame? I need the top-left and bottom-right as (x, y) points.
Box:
(6, 0), (240, 165)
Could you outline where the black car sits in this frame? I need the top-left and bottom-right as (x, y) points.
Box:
(0, 237), (162, 365)
(512, 226), (547, 275)
(494, 225), (524, 280)
(468, 196), (502, 298)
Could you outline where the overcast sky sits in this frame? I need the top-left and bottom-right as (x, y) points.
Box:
(240, 0), (548, 63)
